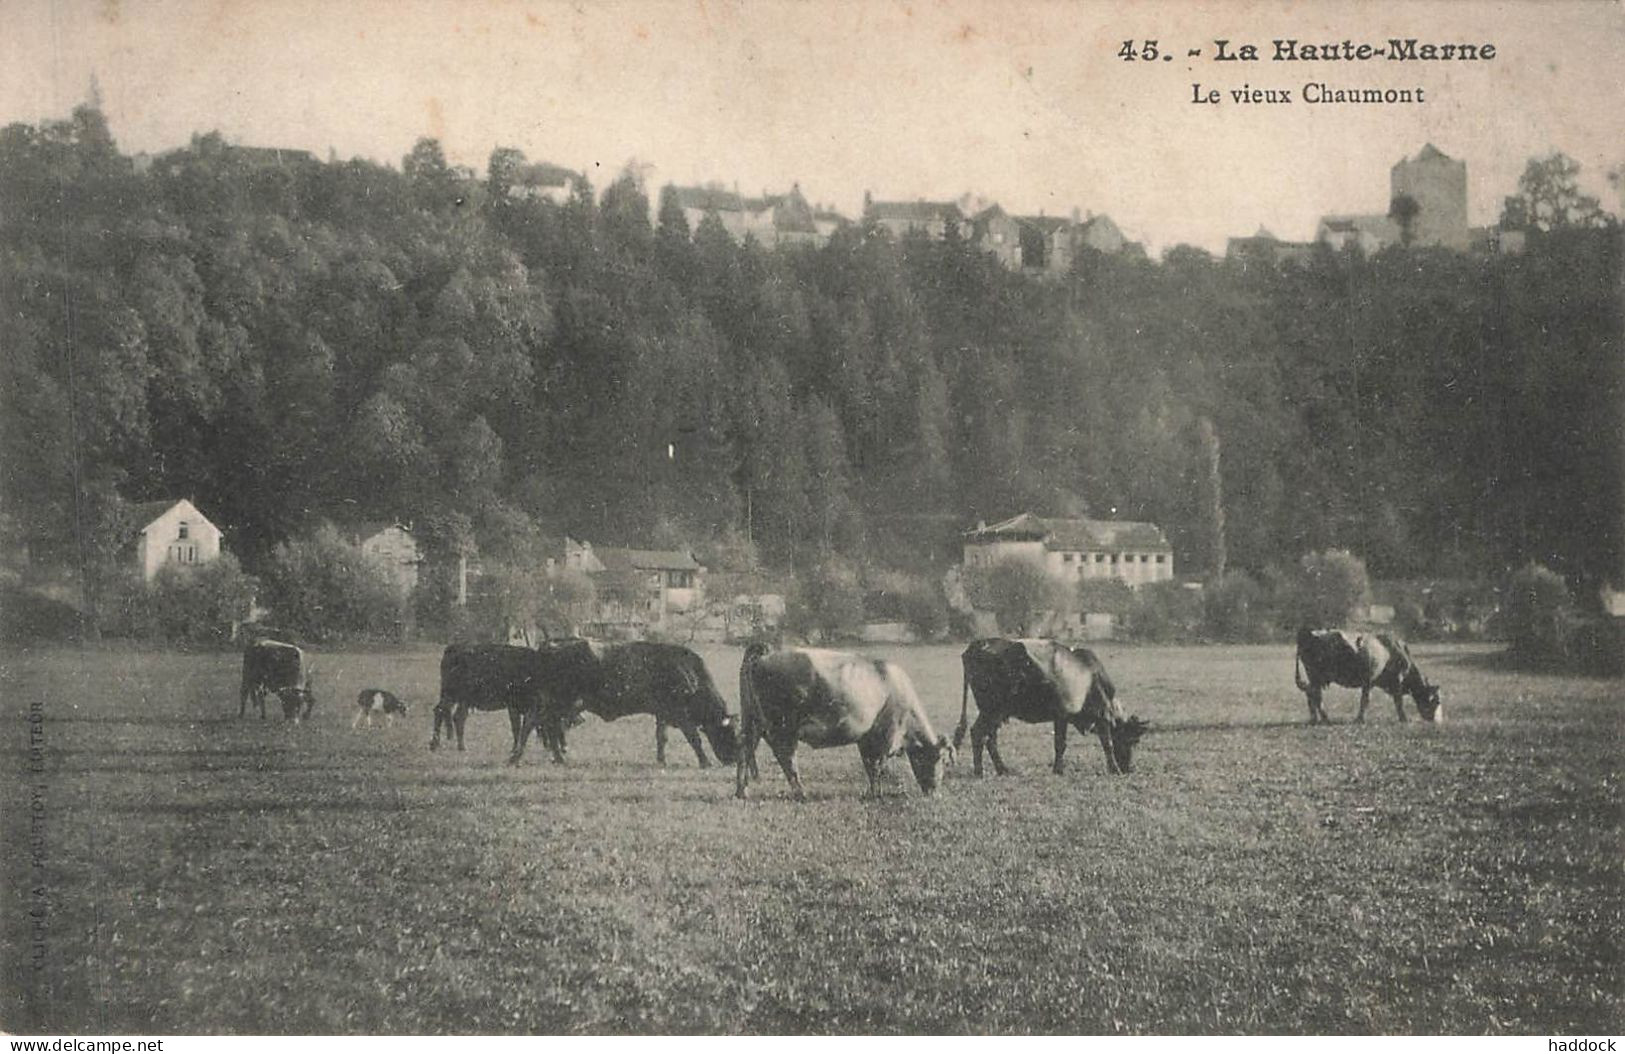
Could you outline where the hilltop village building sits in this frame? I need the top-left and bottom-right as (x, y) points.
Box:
(1227, 144), (1521, 265)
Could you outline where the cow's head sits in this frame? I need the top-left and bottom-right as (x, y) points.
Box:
(706, 712), (740, 765)
(905, 735), (954, 795)
(1412, 683), (1443, 723)
(277, 687), (315, 722)
(1111, 715), (1150, 773)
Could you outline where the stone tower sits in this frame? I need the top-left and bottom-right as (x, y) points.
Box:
(1390, 144), (1468, 249)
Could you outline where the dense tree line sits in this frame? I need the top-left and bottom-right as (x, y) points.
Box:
(2, 106), (1619, 610)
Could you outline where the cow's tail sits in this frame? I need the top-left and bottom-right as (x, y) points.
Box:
(736, 642), (770, 796)
(954, 661), (971, 750)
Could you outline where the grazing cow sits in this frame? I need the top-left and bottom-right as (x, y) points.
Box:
(955, 638), (1148, 777)
(1295, 628), (1442, 724)
(240, 640), (312, 720)
(276, 686), (316, 722)
(353, 688), (409, 729)
(519, 640), (738, 768)
(431, 644), (554, 761)
(735, 645), (952, 800)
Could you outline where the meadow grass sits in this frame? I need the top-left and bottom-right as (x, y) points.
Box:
(0, 641), (1618, 1034)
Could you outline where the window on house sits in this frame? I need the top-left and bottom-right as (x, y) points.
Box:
(1109, 554), (1118, 564)
(1156, 554), (1166, 564)
(178, 523), (190, 540)
(1140, 554), (1149, 563)
(1094, 554), (1105, 563)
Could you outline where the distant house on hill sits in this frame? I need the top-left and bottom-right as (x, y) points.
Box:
(506, 161), (584, 205)
(962, 512), (1174, 588)
(971, 204), (1023, 269)
(1076, 213), (1127, 255)
(133, 499), (222, 581)
(1316, 213), (1400, 254)
(340, 521), (420, 593)
(863, 195), (970, 241)
(1225, 227), (1317, 269)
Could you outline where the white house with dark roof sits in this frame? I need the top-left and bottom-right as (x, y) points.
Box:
(962, 512), (1174, 587)
(133, 499), (222, 581)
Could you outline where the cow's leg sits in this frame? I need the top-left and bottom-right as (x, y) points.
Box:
(430, 703), (449, 751)
(1391, 690), (1408, 722)
(1052, 718), (1070, 775)
(240, 681), (250, 719)
(735, 711), (763, 798)
(352, 706), (365, 730)
(546, 711), (569, 764)
(860, 748), (884, 799)
(677, 721), (712, 768)
(1306, 685), (1326, 724)
(506, 705), (526, 765)
(1091, 716), (1121, 775)
(453, 704), (468, 751)
(1356, 685), (1371, 723)
(982, 720), (1014, 776)
(655, 717), (669, 766)
(767, 733), (806, 801)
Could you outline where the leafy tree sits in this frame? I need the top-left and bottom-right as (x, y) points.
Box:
(784, 557), (864, 642)
(1388, 193), (1421, 245)
(1500, 153), (1609, 233)
(1501, 563), (1573, 662)
(1292, 549), (1371, 628)
(969, 557), (1062, 635)
(260, 525), (404, 640)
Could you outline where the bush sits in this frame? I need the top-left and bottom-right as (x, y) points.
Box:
(1502, 563), (1573, 662)
(97, 553), (258, 645)
(259, 525), (406, 641)
(866, 570), (948, 641)
(1129, 580), (1205, 643)
(1291, 549), (1371, 628)
(966, 557), (1063, 636)
(1076, 577), (1137, 618)
(785, 558), (865, 642)
(1203, 571), (1276, 642)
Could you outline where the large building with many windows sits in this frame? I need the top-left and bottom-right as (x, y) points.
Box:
(961, 512), (1174, 587)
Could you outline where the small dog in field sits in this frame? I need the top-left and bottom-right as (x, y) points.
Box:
(353, 688), (409, 729)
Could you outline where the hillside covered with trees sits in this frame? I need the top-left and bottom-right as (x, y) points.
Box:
(2, 104), (1620, 614)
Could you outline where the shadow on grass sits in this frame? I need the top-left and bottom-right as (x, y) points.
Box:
(1151, 719), (1323, 735)
(43, 713), (241, 727)
(103, 795), (537, 817)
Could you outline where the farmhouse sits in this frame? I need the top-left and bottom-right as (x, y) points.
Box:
(341, 521), (420, 593)
(962, 512), (1174, 587)
(132, 499), (222, 581)
(587, 546), (707, 634)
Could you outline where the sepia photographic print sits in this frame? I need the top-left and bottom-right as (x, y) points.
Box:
(1, 0), (1621, 1039)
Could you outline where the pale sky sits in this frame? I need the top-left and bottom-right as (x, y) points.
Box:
(3, 0), (1621, 253)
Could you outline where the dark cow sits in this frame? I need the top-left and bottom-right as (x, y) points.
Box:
(518, 640), (738, 768)
(1295, 628), (1442, 724)
(240, 640), (313, 721)
(736, 645), (952, 800)
(431, 643), (559, 762)
(353, 688), (409, 730)
(955, 638), (1148, 777)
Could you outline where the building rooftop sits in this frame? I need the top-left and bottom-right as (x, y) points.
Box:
(964, 513), (1171, 552)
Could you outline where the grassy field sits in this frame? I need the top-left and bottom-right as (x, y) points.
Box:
(0, 640), (1619, 1035)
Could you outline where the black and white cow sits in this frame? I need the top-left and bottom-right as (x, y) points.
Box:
(955, 638), (1147, 777)
(352, 688), (409, 729)
(240, 639), (313, 721)
(736, 645), (952, 800)
(517, 640), (738, 768)
(1295, 628), (1442, 724)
